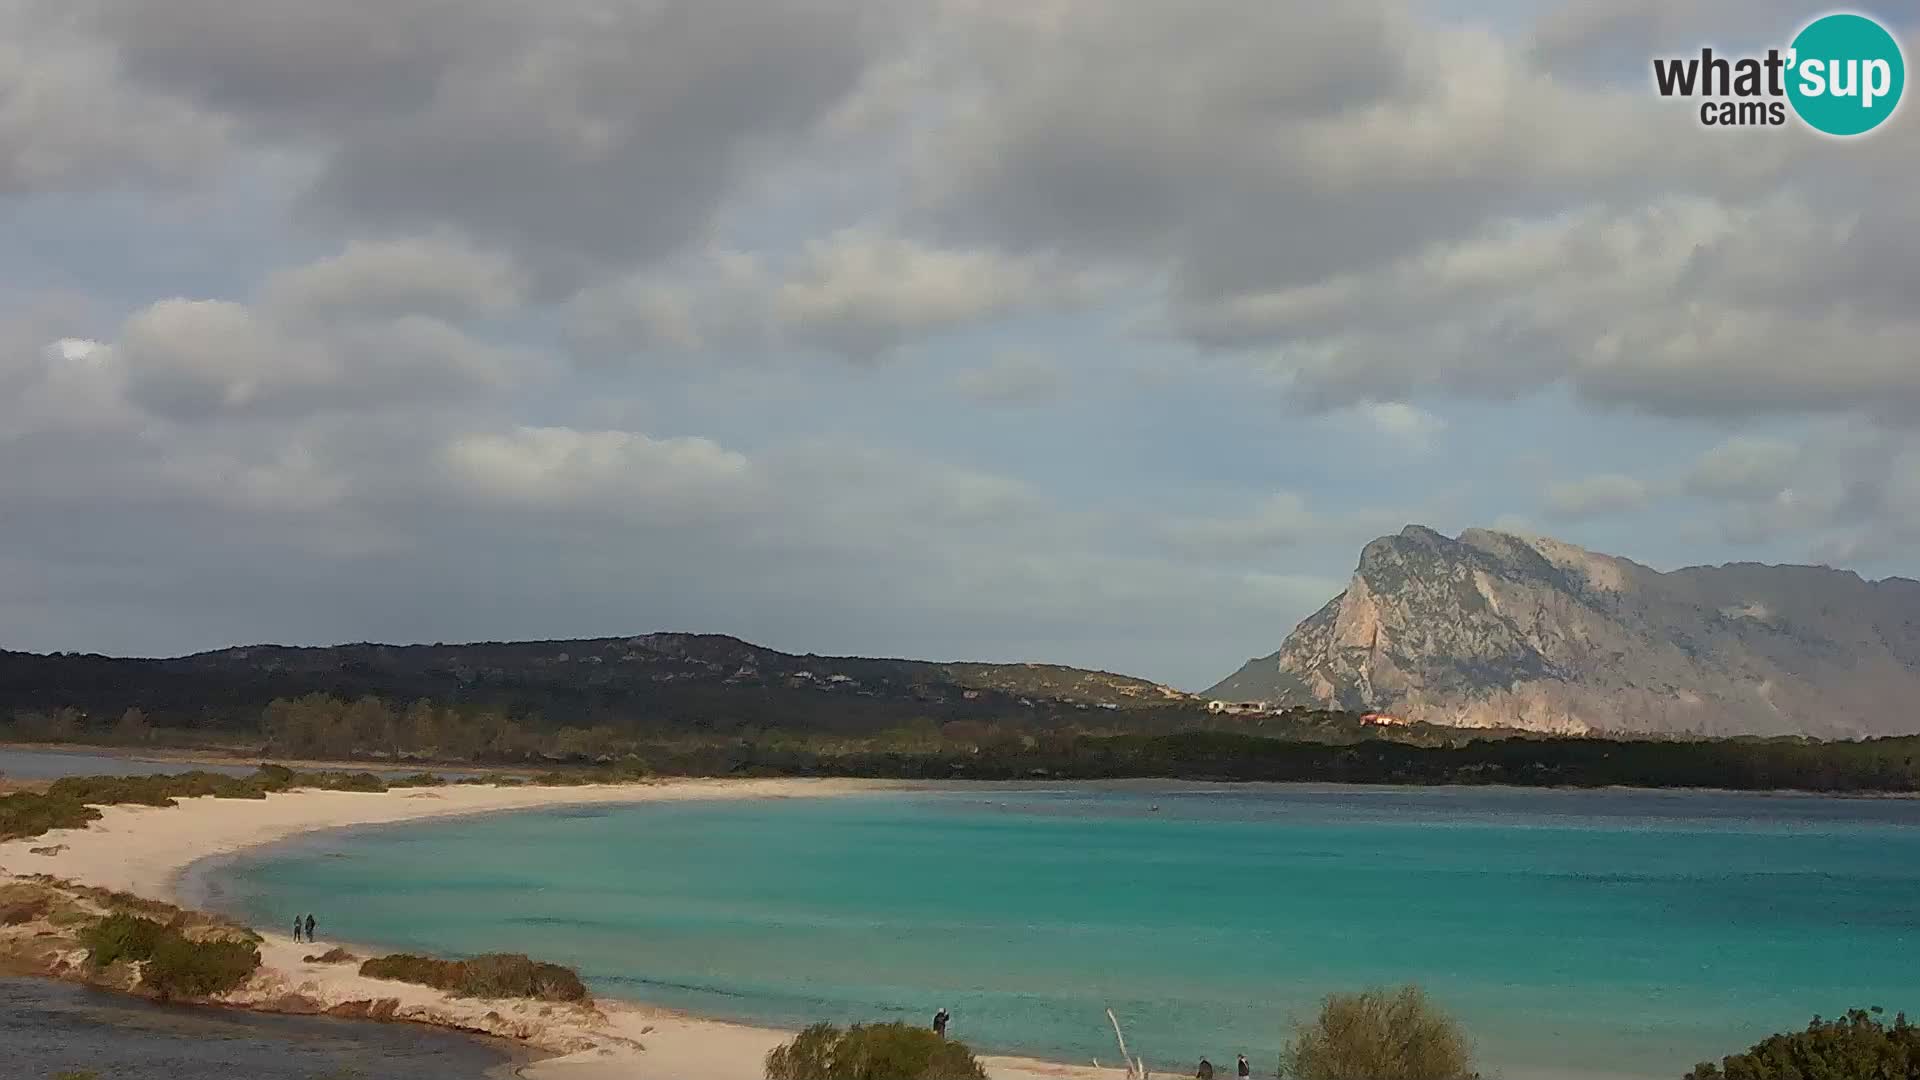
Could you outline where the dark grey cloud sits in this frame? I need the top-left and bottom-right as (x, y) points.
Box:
(911, 0), (1798, 301)
(0, 3), (227, 193)
(77, 0), (897, 280)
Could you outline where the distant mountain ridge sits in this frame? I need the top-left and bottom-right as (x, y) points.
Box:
(0, 632), (1194, 737)
(1207, 526), (1920, 737)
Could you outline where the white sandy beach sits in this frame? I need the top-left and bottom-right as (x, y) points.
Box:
(0, 779), (1127, 1080)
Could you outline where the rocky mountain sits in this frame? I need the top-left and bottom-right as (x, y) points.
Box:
(1207, 526), (1920, 737)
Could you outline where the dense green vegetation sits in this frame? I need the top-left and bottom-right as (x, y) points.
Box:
(0, 791), (104, 842)
(765, 1021), (988, 1080)
(358, 953), (589, 1002)
(1686, 1008), (1919, 1080)
(80, 912), (260, 999)
(838, 729), (1920, 792)
(1280, 986), (1478, 1080)
(7, 715), (1919, 808)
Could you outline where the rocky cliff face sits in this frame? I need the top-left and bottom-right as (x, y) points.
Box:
(1207, 526), (1920, 737)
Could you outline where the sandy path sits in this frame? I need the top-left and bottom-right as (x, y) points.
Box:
(0, 779), (1132, 1080)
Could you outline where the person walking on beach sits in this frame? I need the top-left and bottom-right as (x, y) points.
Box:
(932, 1007), (949, 1038)
(292, 915), (304, 943)
(1196, 1057), (1215, 1079)
(1236, 1054), (1250, 1078)
(304, 913), (316, 942)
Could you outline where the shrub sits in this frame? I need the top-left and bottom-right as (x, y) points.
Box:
(359, 952), (589, 1002)
(141, 934), (260, 999)
(1281, 986), (1478, 1080)
(303, 771), (389, 793)
(305, 947), (357, 963)
(81, 913), (169, 969)
(79, 912), (260, 998)
(765, 1021), (988, 1080)
(0, 792), (100, 841)
(386, 773), (446, 788)
(1686, 1008), (1919, 1080)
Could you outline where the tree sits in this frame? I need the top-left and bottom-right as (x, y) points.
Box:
(404, 699), (440, 756)
(114, 708), (152, 744)
(1686, 1008), (1919, 1080)
(765, 1022), (987, 1080)
(1281, 986), (1478, 1080)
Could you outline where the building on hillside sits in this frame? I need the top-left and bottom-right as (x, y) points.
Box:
(1360, 712), (1409, 727)
(1207, 700), (1273, 716)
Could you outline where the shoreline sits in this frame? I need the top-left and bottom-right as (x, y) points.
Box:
(0, 778), (1127, 1080)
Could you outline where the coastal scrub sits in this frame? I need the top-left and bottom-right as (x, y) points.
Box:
(1687, 1008), (1919, 1080)
(765, 1021), (988, 1080)
(80, 912), (261, 1000)
(359, 952), (589, 1002)
(1281, 985), (1478, 1080)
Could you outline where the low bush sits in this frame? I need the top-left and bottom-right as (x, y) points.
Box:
(299, 771), (389, 793)
(79, 912), (259, 998)
(764, 1021), (988, 1080)
(0, 792), (101, 841)
(359, 952), (589, 1002)
(142, 933), (260, 999)
(1686, 1007), (1919, 1080)
(1281, 985), (1478, 1080)
(385, 773), (446, 788)
(0, 766), (451, 844)
(81, 913), (169, 969)
(530, 759), (652, 787)
(304, 947), (357, 963)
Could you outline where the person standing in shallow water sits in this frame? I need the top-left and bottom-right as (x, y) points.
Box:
(304, 913), (316, 942)
(932, 1008), (949, 1037)
(1236, 1054), (1250, 1078)
(1196, 1057), (1215, 1079)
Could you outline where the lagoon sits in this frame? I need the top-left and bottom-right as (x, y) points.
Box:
(203, 784), (1920, 1080)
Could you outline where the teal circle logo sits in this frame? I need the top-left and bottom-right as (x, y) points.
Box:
(1787, 13), (1905, 136)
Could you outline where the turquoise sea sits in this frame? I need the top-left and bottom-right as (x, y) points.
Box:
(199, 785), (1920, 1080)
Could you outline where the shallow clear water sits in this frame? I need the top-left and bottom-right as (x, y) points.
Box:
(0, 747), (259, 779)
(0, 975), (516, 1079)
(205, 785), (1920, 1080)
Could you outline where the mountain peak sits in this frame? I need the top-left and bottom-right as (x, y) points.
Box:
(1206, 527), (1920, 738)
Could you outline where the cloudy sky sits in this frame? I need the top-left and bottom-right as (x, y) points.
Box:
(3, 0), (1916, 689)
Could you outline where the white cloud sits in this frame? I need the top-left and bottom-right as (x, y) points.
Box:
(262, 235), (526, 321)
(1685, 436), (1800, 502)
(440, 426), (751, 508)
(1346, 401), (1446, 454)
(950, 350), (1067, 405)
(0, 334), (142, 438)
(1545, 473), (1650, 520)
(774, 229), (1101, 360)
(117, 297), (530, 420)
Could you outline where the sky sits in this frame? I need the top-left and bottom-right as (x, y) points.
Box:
(2, 0), (1917, 690)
